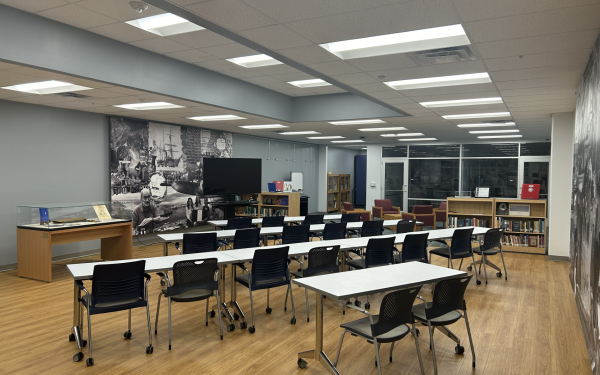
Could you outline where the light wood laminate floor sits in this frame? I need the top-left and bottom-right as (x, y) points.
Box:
(0, 243), (591, 374)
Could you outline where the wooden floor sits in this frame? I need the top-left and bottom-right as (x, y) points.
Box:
(0, 242), (592, 375)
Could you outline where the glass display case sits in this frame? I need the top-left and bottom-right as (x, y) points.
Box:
(17, 202), (132, 230)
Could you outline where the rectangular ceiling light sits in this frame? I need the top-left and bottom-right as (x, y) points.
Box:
(307, 136), (345, 139)
(329, 119), (386, 125)
(227, 54), (283, 68)
(288, 79), (331, 88)
(469, 129), (520, 134)
(477, 135), (523, 139)
(399, 138), (438, 141)
(420, 97), (503, 108)
(2, 80), (93, 95)
(188, 115), (246, 121)
(382, 133), (424, 137)
(114, 102), (184, 110)
(385, 72), (491, 91)
(239, 124), (288, 129)
(126, 13), (204, 36)
(443, 112), (511, 120)
(457, 122), (515, 128)
(279, 131), (320, 135)
(319, 24), (470, 60)
(331, 140), (365, 143)
(358, 127), (407, 131)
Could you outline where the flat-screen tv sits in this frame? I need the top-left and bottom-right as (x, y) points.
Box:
(203, 158), (262, 195)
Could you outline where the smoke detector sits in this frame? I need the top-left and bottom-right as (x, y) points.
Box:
(129, 1), (148, 13)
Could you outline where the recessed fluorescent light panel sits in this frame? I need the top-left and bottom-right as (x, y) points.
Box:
(478, 135), (522, 139)
(457, 122), (515, 128)
(126, 13), (204, 36)
(358, 127), (407, 132)
(2, 80), (93, 95)
(320, 24), (470, 60)
(114, 102), (184, 110)
(443, 112), (511, 120)
(188, 115), (246, 121)
(227, 54), (283, 68)
(239, 124), (288, 129)
(399, 138), (438, 141)
(329, 119), (386, 125)
(331, 140), (365, 143)
(420, 97), (503, 108)
(307, 136), (345, 139)
(385, 72), (491, 91)
(279, 131), (320, 135)
(469, 130), (520, 134)
(382, 133), (424, 137)
(288, 79), (331, 88)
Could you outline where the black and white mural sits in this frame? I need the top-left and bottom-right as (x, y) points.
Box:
(571, 35), (600, 374)
(109, 117), (232, 234)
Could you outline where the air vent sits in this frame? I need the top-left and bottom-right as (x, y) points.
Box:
(407, 46), (477, 66)
(53, 92), (92, 99)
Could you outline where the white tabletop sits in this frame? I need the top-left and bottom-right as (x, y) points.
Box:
(219, 240), (344, 263)
(208, 214), (343, 227)
(293, 262), (467, 300)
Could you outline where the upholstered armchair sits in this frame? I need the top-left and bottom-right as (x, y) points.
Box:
(372, 199), (401, 219)
(433, 201), (447, 227)
(403, 205), (435, 227)
(341, 202), (371, 221)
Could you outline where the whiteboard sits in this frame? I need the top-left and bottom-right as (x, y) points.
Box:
(291, 172), (303, 191)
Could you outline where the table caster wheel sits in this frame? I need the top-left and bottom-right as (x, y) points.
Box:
(86, 358), (94, 366)
(73, 352), (84, 362)
(476, 280), (482, 285)
(146, 345), (154, 354)
(124, 330), (132, 339)
(298, 358), (307, 369)
(365, 302), (371, 309)
(467, 266), (472, 271)
(249, 326), (256, 334)
(210, 310), (216, 318)
(496, 272), (502, 277)
(291, 317), (296, 324)
(227, 324), (235, 332)
(455, 345), (465, 354)
(69, 333), (76, 342)
(266, 307), (272, 314)
(233, 312), (239, 320)
(240, 321), (247, 329)
(354, 300), (361, 307)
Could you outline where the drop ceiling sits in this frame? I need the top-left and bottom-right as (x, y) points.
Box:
(0, 0), (596, 147)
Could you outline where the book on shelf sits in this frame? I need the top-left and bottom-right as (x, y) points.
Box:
(448, 216), (489, 228)
(502, 234), (544, 248)
(495, 217), (545, 233)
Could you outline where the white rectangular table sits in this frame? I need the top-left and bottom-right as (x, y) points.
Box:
(292, 262), (467, 374)
(208, 214), (343, 228)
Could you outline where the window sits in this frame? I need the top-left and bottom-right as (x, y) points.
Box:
(409, 144), (460, 158)
(461, 159), (518, 198)
(520, 142), (551, 156)
(382, 145), (407, 157)
(409, 159), (459, 199)
(462, 143), (518, 157)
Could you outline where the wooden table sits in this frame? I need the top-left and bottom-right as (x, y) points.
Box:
(17, 220), (133, 282)
(383, 213), (422, 230)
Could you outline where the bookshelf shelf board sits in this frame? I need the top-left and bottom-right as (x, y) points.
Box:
(449, 213), (493, 217)
(496, 215), (545, 219)
(503, 231), (545, 235)
(261, 204), (288, 207)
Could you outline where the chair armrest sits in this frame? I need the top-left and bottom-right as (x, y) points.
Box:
(75, 280), (86, 291)
(236, 263), (249, 272)
(416, 295), (428, 303)
(392, 206), (401, 213)
(403, 213), (417, 220)
(345, 303), (375, 324)
(144, 273), (151, 281)
(372, 206), (383, 219)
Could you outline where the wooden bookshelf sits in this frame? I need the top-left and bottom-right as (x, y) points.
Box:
(339, 174), (351, 208)
(327, 174), (340, 213)
(234, 193), (260, 217)
(258, 192), (300, 217)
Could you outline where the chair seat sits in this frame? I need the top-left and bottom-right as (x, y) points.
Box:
(235, 273), (287, 289)
(290, 270), (332, 279)
(429, 247), (472, 259)
(412, 302), (462, 326)
(341, 316), (410, 343)
(162, 288), (213, 302)
(473, 246), (500, 255)
(82, 296), (146, 315)
(346, 258), (365, 269)
(382, 210), (399, 215)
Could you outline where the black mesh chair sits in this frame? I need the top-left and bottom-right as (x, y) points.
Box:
(396, 220), (416, 234)
(341, 213), (361, 237)
(429, 227), (481, 285)
(233, 228), (261, 249)
(468, 228), (507, 284)
(175, 232), (218, 255)
(394, 232), (429, 264)
(261, 216), (285, 245)
(412, 275), (475, 375)
(322, 222), (347, 241)
(288, 245), (342, 321)
(220, 217), (253, 248)
(281, 225), (310, 245)
(155, 258), (223, 350)
(73, 260), (152, 366)
(334, 287), (425, 375)
(235, 246), (296, 333)
(361, 220), (384, 237)
(303, 214), (324, 240)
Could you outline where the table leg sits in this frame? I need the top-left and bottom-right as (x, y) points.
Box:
(229, 263), (246, 323)
(70, 282), (85, 348)
(214, 265), (234, 323)
(163, 241), (170, 256)
(297, 293), (340, 374)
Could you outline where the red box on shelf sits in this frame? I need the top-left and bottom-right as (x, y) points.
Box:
(521, 184), (540, 200)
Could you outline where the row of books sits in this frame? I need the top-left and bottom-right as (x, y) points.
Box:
(502, 234), (545, 248)
(236, 206), (258, 216)
(496, 218), (545, 233)
(448, 217), (490, 228)
(262, 196), (288, 205)
(260, 207), (288, 216)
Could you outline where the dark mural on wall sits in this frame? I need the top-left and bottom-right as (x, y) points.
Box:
(571, 35), (600, 374)
(109, 117), (232, 234)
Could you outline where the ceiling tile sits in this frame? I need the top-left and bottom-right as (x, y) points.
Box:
(166, 30), (234, 49)
(503, 93), (577, 102)
(0, 61), (20, 70)
(349, 82), (393, 93)
(219, 69), (266, 79)
(273, 88), (314, 96)
(5, 67), (68, 80)
(0, 0), (68, 13)
(308, 61), (361, 75)
(331, 73), (380, 85)
(185, 0), (278, 31)
(490, 66), (584, 82)
(452, 0), (600, 22)
(129, 38), (191, 54)
(0, 70), (49, 87)
(240, 76), (283, 84)
(239, 24), (312, 50)
(304, 86), (346, 94)
(368, 60), (487, 81)
(277, 45), (340, 65)
(201, 43), (259, 59)
(367, 91), (406, 100)
(407, 90), (501, 102)
(194, 59), (242, 72)
(347, 54), (419, 72)
(400, 82), (498, 97)
(484, 49), (592, 71)
(164, 49), (217, 63)
(76, 0), (165, 22)
(495, 76), (580, 90)
(269, 72), (315, 82)
(87, 22), (157, 43)
(259, 82), (296, 90)
(251, 64), (302, 76)
(499, 86), (578, 97)
(36, 4), (118, 29)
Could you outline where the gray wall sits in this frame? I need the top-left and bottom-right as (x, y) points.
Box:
(232, 134), (319, 213)
(327, 147), (360, 203)
(0, 99), (109, 268)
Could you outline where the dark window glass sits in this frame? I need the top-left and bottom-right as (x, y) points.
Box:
(408, 159), (459, 199)
(520, 142), (551, 156)
(407, 199), (445, 212)
(409, 144), (460, 158)
(462, 143), (519, 157)
(382, 145), (407, 157)
(461, 159), (518, 198)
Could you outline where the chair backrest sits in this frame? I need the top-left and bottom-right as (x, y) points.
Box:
(303, 214), (324, 225)
(169, 258), (218, 295)
(426, 275), (473, 319)
(374, 199), (392, 210)
(481, 228), (503, 250)
(323, 222), (347, 240)
(227, 217), (252, 230)
(361, 220), (384, 237)
(438, 201), (447, 210)
(251, 246), (290, 287)
(261, 215), (284, 228)
(304, 245), (340, 278)
(91, 260), (146, 307)
(365, 237), (395, 268)
(182, 232), (218, 254)
(342, 202), (355, 211)
(233, 228), (261, 249)
(371, 286), (422, 337)
(450, 227), (474, 256)
(401, 232), (429, 263)
(341, 213), (361, 223)
(412, 205), (433, 214)
(396, 220), (416, 234)
(282, 225), (310, 244)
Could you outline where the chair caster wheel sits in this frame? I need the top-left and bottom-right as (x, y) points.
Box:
(240, 321), (247, 329)
(124, 330), (132, 339)
(415, 328), (420, 336)
(455, 345), (465, 354)
(210, 310), (216, 318)
(298, 358), (307, 368)
(227, 324), (235, 332)
(346, 301), (352, 305)
(467, 266), (472, 271)
(249, 326), (256, 333)
(160, 280), (165, 286)
(476, 280), (482, 285)
(496, 272), (502, 277)
(82, 339), (87, 348)
(86, 358), (94, 366)
(291, 317), (296, 325)
(266, 307), (272, 314)
(73, 352), (84, 362)
(69, 333), (75, 342)
(233, 312), (239, 320)
(354, 300), (361, 307)
(146, 345), (154, 354)
(365, 302), (371, 309)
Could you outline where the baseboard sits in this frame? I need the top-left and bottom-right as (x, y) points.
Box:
(547, 255), (569, 262)
(0, 249), (101, 273)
